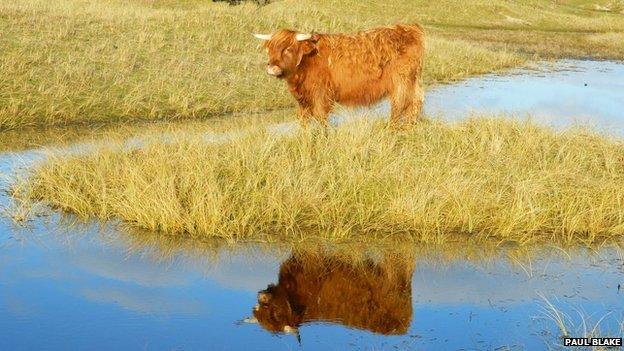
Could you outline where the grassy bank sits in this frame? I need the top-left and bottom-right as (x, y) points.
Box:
(16, 116), (624, 244)
(2, 0), (624, 130)
(0, 110), (291, 153)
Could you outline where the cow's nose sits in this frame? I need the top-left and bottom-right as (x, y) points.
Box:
(266, 65), (283, 76)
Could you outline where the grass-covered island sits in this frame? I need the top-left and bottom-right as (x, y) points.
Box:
(16, 117), (624, 244)
(5, 0), (624, 245)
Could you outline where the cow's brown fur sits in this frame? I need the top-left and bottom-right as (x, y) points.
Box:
(252, 253), (414, 335)
(258, 24), (425, 126)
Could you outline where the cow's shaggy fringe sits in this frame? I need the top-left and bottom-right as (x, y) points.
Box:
(15, 117), (624, 244)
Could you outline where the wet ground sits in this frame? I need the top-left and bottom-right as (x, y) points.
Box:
(1, 60), (624, 350)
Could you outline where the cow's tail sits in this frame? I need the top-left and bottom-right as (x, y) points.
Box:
(399, 23), (425, 49)
(401, 24), (425, 75)
(404, 23), (425, 34)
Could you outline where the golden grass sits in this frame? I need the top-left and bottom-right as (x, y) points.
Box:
(37, 209), (624, 269)
(539, 295), (624, 348)
(2, 0), (624, 130)
(16, 116), (624, 244)
(118, 226), (623, 268)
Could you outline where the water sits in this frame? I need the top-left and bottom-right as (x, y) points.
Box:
(1, 60), (624, 350)
(356, 60), (624, 135)
(425, 60), (624, 134)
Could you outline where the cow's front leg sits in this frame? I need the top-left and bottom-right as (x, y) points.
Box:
(311, 98), (332, 127)
(297, 105), (313, 128)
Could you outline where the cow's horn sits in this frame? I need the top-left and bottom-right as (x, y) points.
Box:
(243, 316), (258, 324)
(295, 33), (312, 41)
(253, 33), (272, 41)
(284, 326), (301, 344)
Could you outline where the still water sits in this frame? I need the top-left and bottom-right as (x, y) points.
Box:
(353, 60), (624, 135)
(1, 60), (624, 350)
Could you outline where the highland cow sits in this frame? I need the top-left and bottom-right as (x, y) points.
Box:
(244, 253), (415, 340)
(253, 24), (425, 126)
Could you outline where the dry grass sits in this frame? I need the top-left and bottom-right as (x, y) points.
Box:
(35, 209), (622, 268)
(539, 295), (624, 350)
(2, 0), (624, 130)
(15, 116), (624, 244)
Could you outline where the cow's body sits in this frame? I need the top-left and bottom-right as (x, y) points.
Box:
(252, 254), (414, 336)
(255, 25), (425, 126)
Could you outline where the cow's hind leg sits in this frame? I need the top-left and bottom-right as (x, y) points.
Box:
(389, 78), (415, 127)
(405, 81), (424, 125)
(391, 50), (425, 127)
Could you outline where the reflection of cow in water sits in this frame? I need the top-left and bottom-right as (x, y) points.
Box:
(246, 253), (414, 339)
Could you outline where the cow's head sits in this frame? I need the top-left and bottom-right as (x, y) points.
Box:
(244, 283), (302, 341)
(253, 29), (319, 78)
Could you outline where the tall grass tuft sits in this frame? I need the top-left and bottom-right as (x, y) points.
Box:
(16, 116), (624, 243)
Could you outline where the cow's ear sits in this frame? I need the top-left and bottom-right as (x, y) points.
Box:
(296, 40), (317, 67)
(300, 41), (317, 56)
(258, 291), (272, 303)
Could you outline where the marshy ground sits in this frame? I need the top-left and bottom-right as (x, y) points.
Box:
(2, 1), (624, 350)
(2, 0), (624, 130)
(15, 117), (624, 244)
(1, 59), (623, 349)
(10, 60), (624, 245)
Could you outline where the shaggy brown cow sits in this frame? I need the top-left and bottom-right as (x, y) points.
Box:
(245, 253), (415, 340)
(253, 24), (425, 126)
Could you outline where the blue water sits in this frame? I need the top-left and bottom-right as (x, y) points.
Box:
(2, 207), (623, 350)
(347, 60), (624, 136)
(1, 60), (624, 350)
(425, 60), (624, 135)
